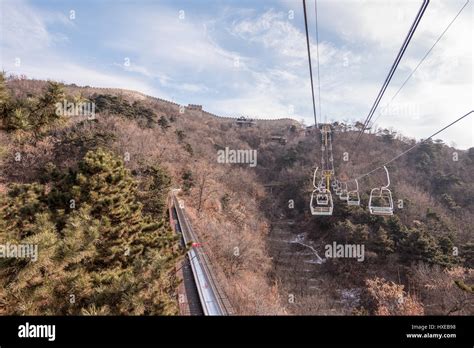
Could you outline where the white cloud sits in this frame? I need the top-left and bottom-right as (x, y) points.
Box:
(231, 10), (306, 58)
(0, 0), (167, 99)
(0, 0), (52, 52)
(285, 0), (473, 148)
(105, 7), (244, 76)
(0, 0), (471, 148)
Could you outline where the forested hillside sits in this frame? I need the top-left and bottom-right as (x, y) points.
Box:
(0, 75), (472, 315)
(0, 76), (181, 314)
(257, 120), (473, 315)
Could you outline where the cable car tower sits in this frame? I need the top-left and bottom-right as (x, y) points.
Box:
(320, 124), (334, 188)
(310, 124), (335, 216)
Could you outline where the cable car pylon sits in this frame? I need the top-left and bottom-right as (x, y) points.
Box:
(310, 124), (335, 216)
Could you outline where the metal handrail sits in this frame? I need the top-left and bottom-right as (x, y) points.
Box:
(172, 194), (233, 315)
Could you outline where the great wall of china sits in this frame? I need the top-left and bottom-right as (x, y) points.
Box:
(7, 77), (300, 124)
(88, 86), (299, 124)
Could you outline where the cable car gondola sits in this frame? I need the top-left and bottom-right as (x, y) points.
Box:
(310, 168), (333, 216)
(339, 182), (348, 201)
(347, 179), (360, 206)
(369, 166), (394, 216)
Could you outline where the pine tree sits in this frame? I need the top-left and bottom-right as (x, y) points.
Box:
(138, 165), (172, 218)
(32, 81), (65, 134)
(158, 115), (170, 130)
(1, 80), (65, 133)
(0, 72), (10, 114)
(386, 215), (408, 247)
(371, 226), (394, 255)
(461, 242), (474, 268)
(0, 149), (181, 315)
(181, 169), (194, 193)
(0, 210), (58, 315)
(70, 148), (145, 268)
(0, 73), (14, 130)
(400, 227), (440, 264)
(0, 183), (49, 238)
(8, 108), (31, 130)
(68, 149), (180, 314)
(53, 206), (100, 314)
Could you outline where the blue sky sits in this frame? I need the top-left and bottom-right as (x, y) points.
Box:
(1, 0), (472, 148)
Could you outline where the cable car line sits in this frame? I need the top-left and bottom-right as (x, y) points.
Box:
(355, 0), (429, 146)
(349, 110), (473, 183)
(355, 0), (429, 145)
(306, 0), (469, 217)
(307, 0), (333, 216)
(314, 0), (323, 123)
(370, 0), (470, 128)
(353, 0), (430, 149)
(332, 110), (472, 216)
(303, 0), (318, 127)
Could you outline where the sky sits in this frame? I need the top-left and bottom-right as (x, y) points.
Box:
(1, 0), (473, 148)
